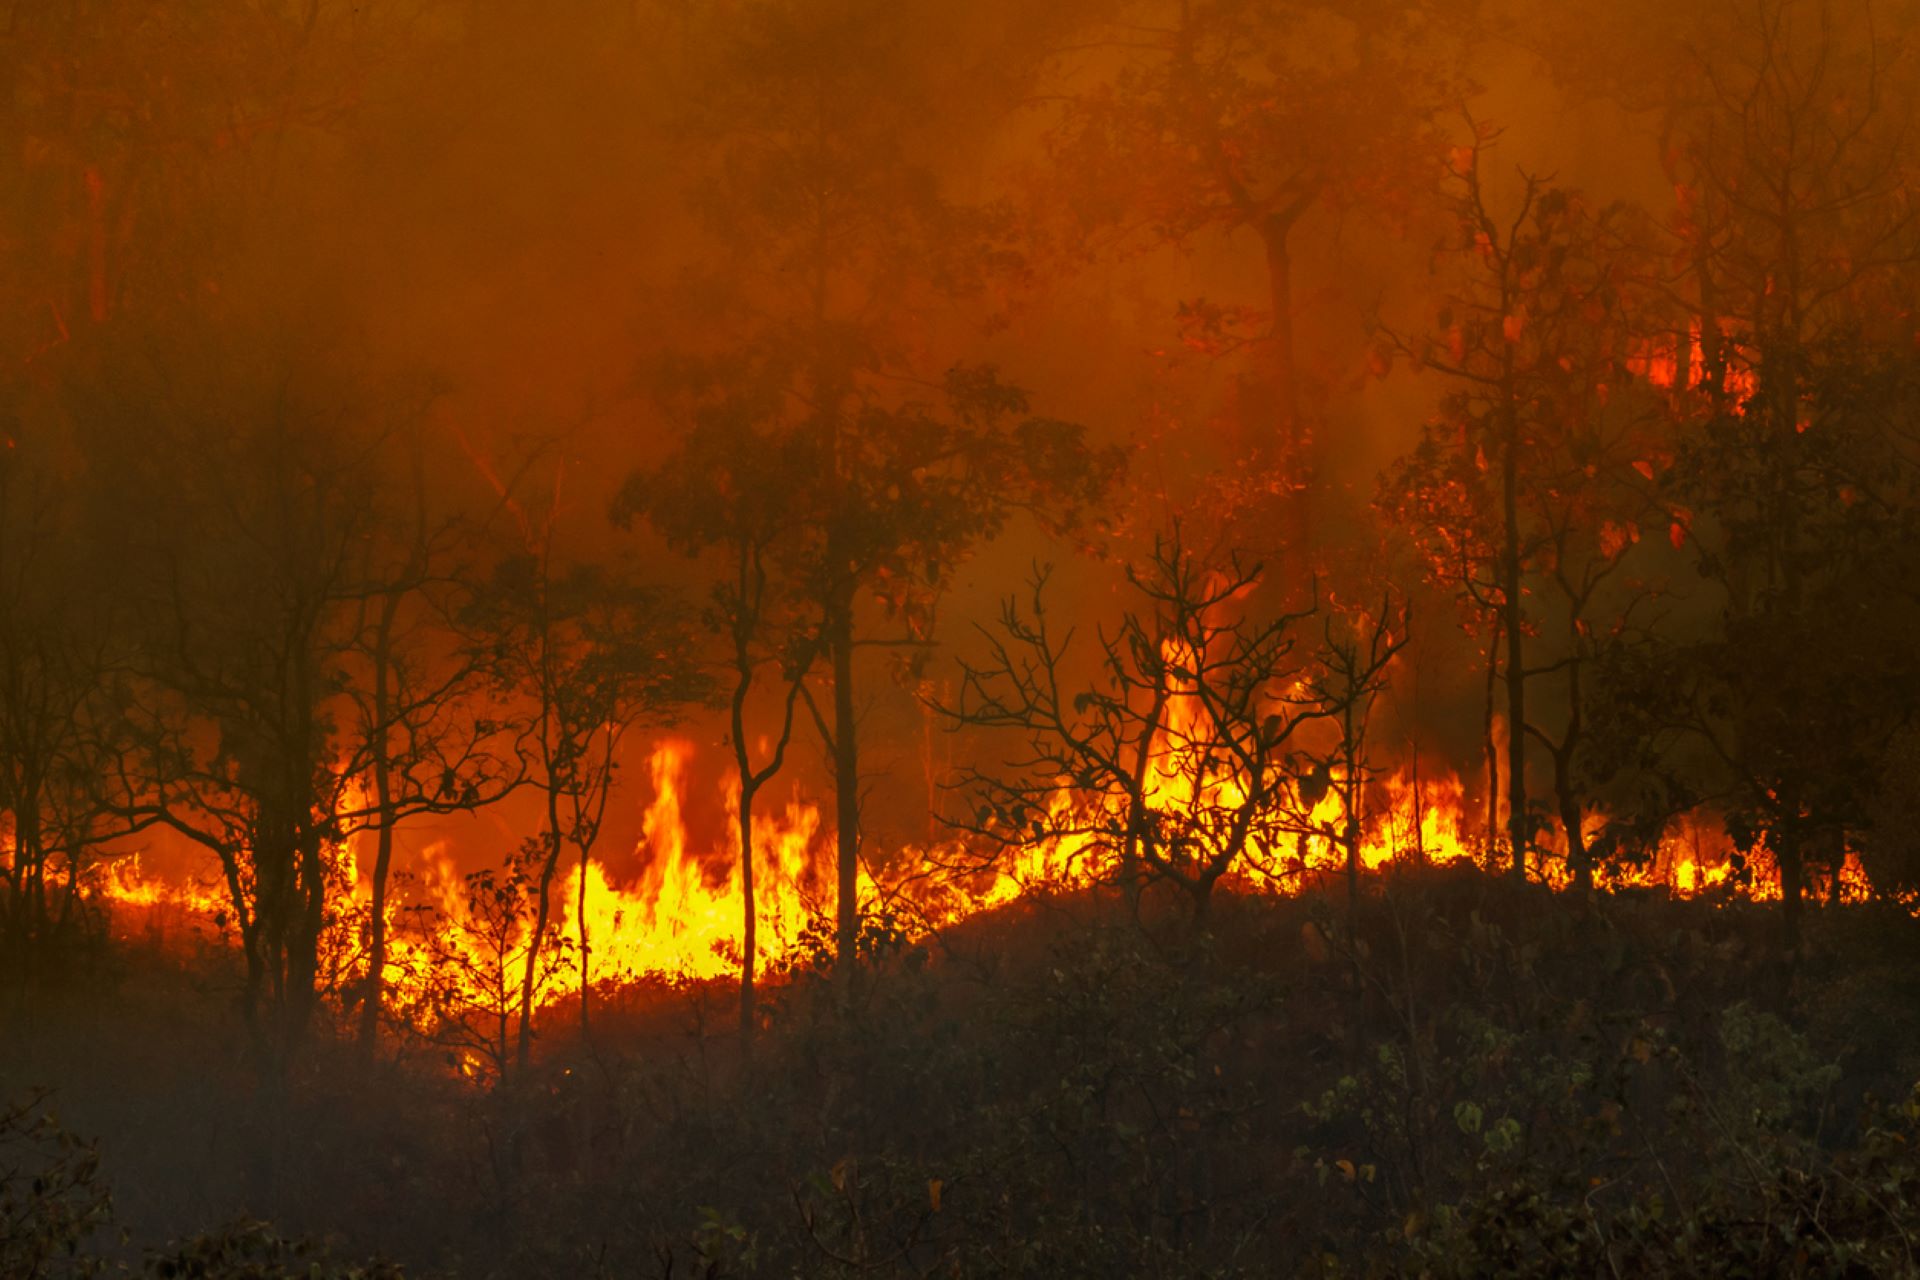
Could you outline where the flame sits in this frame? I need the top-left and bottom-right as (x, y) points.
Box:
(1627, 320), (1759, 400)
(91, 720), (1888, 1052)
(569, 739), (824, 984)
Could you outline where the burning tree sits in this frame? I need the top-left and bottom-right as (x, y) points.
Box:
(1298, 597), (1409, 919)
(407, 847), (573, 1088)
(72, 321), (525, 1062)
(81, 322), (398, 1061)
(615, 404), (822, 1047)
(1575, 2), (1920, 945)
(463, 530), (707, 1070)
(1609, 347), (1920, 950)
(1377, 133), (1669, 884)
(657, 0), (1122, 982)
(945, 530), (1324, 925)
(1667, 0), (1920, 942)
(0, 400), (137, 972)
(337, 447), (522, 1050)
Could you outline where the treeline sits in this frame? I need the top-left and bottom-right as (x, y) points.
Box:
(4, 0), (1920, 1074)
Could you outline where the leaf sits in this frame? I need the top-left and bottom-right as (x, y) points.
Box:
(928, 1178), (943, 1213)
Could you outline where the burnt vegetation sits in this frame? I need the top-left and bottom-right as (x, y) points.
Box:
(9, 0), (1920, 1276)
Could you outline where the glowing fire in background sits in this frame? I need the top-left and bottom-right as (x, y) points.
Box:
(1626, 319), (1759, 401)
(90, 727), (1867, 1042)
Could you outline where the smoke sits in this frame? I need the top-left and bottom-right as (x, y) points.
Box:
(8, 0), (1846, 870)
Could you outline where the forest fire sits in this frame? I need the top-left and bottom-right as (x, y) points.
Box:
(89, 732), (1855, 1038)
(9, 1), (1920, 1275)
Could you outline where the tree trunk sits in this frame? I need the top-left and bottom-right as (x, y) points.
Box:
(517, 797), (563, 1075)
(286, 828), (327, 1050)
(1483, 621), (1501, 858)
(577, 842), (591, 1041)
(15, 799), (41, 977)
(1500, 399), (1528, 881)
(1189, 877), (1214, 931)
(1343, 801), (1361, 927)
(1342, 706), (1362, 929)
(830, 593), (860, 986)
(1261, 210), (1309, 554)
(1556, 751), (1591, 893)
(359, 595), (401, 1049)
(360, 810), (395, 1048)
(1261, 213), (1300, 451)
(1777, 834), (1804, 991)
(737, 790), (757, 1046)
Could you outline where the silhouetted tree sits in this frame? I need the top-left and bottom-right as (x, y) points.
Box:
(0, 400), (134, 971)
(1378, 134), (1662, 881)
(339, 446), (521, 1050)
(84, 324), (392, 1061)
(463, 512), (705, 1070)
(946, 530), (1321, 925)
(1298, 597), (1408, 923)
(664, 0), (1121, 981)
(615, 408), (821, 1048)
(410, 843), (570, 1089)
(1604, 3), (1920, 946)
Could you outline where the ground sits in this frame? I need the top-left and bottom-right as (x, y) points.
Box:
(7, 869), (1920, 1278)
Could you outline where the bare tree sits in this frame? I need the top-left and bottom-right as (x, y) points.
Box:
(1378, 130), (1660, 880)
(944, 530), (1320, 926)
(338, 452), (521, 1050)
(616, 413), (821, 1050)
(463, 516), (706, 1072)
(1295, 598), (1409, 926)
(0, 416), (136, 972)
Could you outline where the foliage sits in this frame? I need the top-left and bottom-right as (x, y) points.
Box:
(402, 845), (575, 1086)
(0, 1093), (115, 1279)
(143, 1222), (405, 1280)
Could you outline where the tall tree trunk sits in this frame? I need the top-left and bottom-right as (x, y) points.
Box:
(1261, 213), (1299, 450)
(1483, 620), (1501, 858)
(737, 789), (757, 1045)
(1777, 835), (1804, 969)
(360, 804), (395, 1048)
(830, 593), (860, 986)
(1555, 750), (1591, 893)
(577, 841), (591, 1040)
(1500, 396), (1528, 881)
(1558, 652), (1591, 893)
(517, 579), (567, 1075)
(1342, 705), (1362, 930)
(1261, 209), (1310, 556)
(1119, 686), (1169, 919)
(361, 451), (427, 1050)
(517, 773), (564, 1074)
(359, 594), (401, 1049)
(286, 829), (327, 1053)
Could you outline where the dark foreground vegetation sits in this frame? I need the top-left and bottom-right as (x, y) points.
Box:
(8, 874), (1920, 1278)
